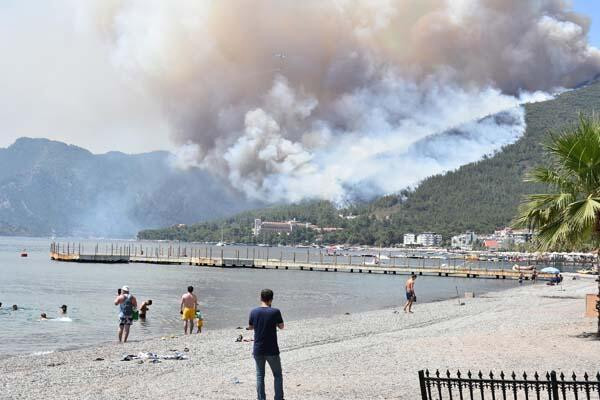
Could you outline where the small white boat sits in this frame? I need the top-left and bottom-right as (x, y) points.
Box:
(512, 264), (534, 272)
(577, 268), (598, 275)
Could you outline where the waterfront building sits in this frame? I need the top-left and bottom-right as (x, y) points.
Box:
(253, 219), (294, 236)
(451, 231), (477, 250)
(511, 229), (533, 244)
(483, 239), (499, 250)
(416, 232), (443, 247)
(403, 233), (416, 245)
(480, 227), (533, 250)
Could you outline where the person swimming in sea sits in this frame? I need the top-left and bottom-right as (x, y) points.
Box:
(40, 313), (50, 320)
(59, 305), (67, 314)
(139, 300), (152, 319)
(12, 304), (18, 311)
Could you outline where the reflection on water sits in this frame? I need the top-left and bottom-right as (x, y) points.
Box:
(0, 237), (519, 357)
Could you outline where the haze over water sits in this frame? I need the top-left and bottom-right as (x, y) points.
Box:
(0, 237), (519, 358)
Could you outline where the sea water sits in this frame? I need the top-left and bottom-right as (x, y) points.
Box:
(0, 236), (518, 358)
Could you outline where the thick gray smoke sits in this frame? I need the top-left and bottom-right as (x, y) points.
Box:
(76, 1), (600, 201)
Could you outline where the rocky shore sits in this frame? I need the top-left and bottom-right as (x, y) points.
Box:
(0, 276), (597, 399)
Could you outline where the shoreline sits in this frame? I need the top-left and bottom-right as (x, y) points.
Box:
(0, 274), (519, 362)
(0, 276), (597, 399)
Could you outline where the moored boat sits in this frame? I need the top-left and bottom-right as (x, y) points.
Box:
(577, 268), (598, 275)
(512, 264), (534, 271)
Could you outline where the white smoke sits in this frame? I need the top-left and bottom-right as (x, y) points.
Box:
(4, 0), (600, 203)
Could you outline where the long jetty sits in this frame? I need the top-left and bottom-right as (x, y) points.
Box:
(49, 242), (554, 281)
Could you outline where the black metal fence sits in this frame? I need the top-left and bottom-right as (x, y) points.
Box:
(419, 369), (600, 400)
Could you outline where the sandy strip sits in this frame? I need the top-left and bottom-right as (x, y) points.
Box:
(0, 276), (598, 400)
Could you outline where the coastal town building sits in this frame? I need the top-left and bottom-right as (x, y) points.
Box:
(403, 233), (416, 245)
(483, 239), (500, 250)
(451, 231), (477, 250)
(479, 227), (534, 250)
(404, 232), (443, 246)
(253, 219), (295, 236)
(416, 232), (443, 247)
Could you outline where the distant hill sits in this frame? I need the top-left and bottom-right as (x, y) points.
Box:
(0, 138), (260, 237)
(139, 81), (600, 245)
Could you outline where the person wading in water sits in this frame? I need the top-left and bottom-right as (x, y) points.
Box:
(114, 286), (137, 343)
(180, 286), (198, 335)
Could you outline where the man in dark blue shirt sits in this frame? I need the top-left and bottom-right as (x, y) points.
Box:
(247, 288), (285, 400)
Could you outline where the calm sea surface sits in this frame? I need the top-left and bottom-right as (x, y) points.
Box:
(0, 237), (519, 358)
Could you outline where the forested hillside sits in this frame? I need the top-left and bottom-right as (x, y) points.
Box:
(139, 82), (600, 245)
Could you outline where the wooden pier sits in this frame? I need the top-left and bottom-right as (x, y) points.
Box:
(49, 243), (554, 281)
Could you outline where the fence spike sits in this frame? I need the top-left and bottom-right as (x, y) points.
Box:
(467, 370), (472, 379)
(511, 371), (516, 380)
(425, 369), (430, 377)
(523, 371), (527, 380)
(559, 371), (565, 380)
(572, 372), (577, 381)
(596, 372), (600, 381)
(489, 371), (494, 379)
(500, 371), (505, 380)
(478, 371), (483, 379)
(457, 370), (462, 379)
(446, 370), (451, 378)
(534, 371), (539, 380)
(583, 372), (589, 381)
(435, 369), (440, 378)
(546, 372), (551, 380)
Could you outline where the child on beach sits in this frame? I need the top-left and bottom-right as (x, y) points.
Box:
(196, 310), (203, 333)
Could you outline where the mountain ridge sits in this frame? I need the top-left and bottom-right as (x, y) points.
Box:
(0, 138), (261, 237)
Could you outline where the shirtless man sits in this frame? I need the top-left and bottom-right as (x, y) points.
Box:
(403, 274), (417, 313)
(139, 300), (152, 320)
(180, 286), (198, 335)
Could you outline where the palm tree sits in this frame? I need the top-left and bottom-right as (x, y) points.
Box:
(514, 115), (600, 337)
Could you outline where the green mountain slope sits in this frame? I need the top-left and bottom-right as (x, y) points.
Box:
(385, 82), (600, 239)
(139, 82), (600, 245)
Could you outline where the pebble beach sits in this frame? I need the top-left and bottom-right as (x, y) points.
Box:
(0, 276), (597, 400)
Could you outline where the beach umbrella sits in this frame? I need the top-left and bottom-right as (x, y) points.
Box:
(540, 267), (560, 274)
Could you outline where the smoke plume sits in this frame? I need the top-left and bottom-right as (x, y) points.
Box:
(64, 1), (600, 201)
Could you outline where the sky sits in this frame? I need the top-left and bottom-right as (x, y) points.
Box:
(573, 0), (600, 47)
(0, 0), (599, 158)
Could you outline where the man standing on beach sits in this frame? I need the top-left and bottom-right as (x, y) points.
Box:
(247, 288), (284, 400)
(180, 286), (197, 335)
(114, 286), (137, 343)
(403, 274), (417, 313)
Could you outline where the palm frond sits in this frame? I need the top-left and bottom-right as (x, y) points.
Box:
(515, 115), (600, 251)
(525, 167), (577, 192)
(566, 197), (600, 229)
(545, 115), (600, 192)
